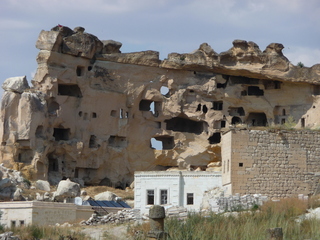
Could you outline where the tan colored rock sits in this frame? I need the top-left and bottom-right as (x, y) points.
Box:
(1, 25), (320, 188)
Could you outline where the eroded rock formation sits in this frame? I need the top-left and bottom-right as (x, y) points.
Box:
(1, 25), (320, 187)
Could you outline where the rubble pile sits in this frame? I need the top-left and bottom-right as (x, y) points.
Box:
(165, 206), (188, 218)
(218, 194), (268, 212)
(81, 209), (141, 225)
(0, 232), (20, 240)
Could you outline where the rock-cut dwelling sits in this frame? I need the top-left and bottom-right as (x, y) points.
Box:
(1, 25), (320, 197)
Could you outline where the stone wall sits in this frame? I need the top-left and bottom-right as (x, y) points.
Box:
(222, 129), (320, 198)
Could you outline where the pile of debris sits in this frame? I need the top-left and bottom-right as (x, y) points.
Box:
(0, 231), (20, 240)
(81, 209), (141, 225)
(218, 194), (268, 212)
(165, 206), (188, 218)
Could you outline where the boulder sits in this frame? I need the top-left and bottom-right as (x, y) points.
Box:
(101, 40), (122, 54)
(94, 191), (118, 201)
(35, 180), (50, 191)
(53, 179), (80, 202)
(2, 76), (29, 93)
(13, 188), (25, 201)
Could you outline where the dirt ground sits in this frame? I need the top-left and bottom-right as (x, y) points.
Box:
(80, 223), (134, 240)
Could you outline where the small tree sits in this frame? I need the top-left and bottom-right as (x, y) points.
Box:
(297, 62), (304, 68)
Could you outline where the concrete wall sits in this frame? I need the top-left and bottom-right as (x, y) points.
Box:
(222, 129), (320, 198)
(134, 171), (222, 214)
(0, 201), (94, 227)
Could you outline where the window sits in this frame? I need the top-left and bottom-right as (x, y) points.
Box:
(239, 163), (243, 167)
(160, 190), (168, 204)
(212, 101), (223, 110)
(20, 220), (24, 227)
(11, 221), (16, 228)
(147, 190), (154, 205)
(187, 193), (194, 205)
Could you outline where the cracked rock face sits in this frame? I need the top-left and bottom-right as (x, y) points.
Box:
(1, 25), (320, 187)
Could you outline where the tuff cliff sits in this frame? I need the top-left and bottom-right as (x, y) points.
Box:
(1, 25), (320, 187)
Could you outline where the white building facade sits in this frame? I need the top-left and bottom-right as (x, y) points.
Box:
(134, 171), (222, 214)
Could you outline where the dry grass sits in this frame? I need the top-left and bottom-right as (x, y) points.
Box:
(7, 225), (91, 240)
(130, 198), (320, 240)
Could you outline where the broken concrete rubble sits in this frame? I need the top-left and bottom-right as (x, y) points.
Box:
(1, 25), (320, 188)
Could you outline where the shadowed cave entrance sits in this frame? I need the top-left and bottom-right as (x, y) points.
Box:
(247, 112), (267, 126)
(165, 117), (205, 134)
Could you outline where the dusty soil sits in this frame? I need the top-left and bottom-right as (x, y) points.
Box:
(80, 223), (134, 240)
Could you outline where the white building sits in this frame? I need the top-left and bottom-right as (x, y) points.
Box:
(134, 171), (222, 214)
(0, 201), (93, 227)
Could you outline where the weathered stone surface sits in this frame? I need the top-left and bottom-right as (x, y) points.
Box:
(101, 40), (122, 54)
(94, 191), (118, 201)
(53, 179), (80, 201)
(62, 32), (103, 58)
(1, 25), (320, 189)
(2, 76), (29, 93)
(35, 180), (50, 191)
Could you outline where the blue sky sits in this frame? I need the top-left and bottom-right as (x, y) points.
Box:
(1, 0), (320, 91)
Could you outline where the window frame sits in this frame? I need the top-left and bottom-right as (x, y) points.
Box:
(147, 189), (155, 205)
(187, 193), (194, 205)
(160, 189), (168, 205)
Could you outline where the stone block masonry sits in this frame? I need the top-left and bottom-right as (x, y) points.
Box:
(222, 129), (320, 198)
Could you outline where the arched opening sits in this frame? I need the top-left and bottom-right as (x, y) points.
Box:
(231, 117), (242, 125)
(160, 86), (169, 96)
(247, 112), (267, 126)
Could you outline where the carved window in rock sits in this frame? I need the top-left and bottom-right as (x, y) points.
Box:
(48, 155), (59, 172)
(147, 190), (154, 205)
(247, 86), (264, 96)
(110, 110), (117, 117)
(301, 118), (305, 128)
(165, 117), (205, 134)
(53, 128), (70, 141)
(187, 193), (194, 205)
(247, 112), (267, 126)
(160, 190), (168, 205)
(58, 84), (82, 98)
(208, 132), (221, 144)
(212, 101), (223, 110)
(151, 136), (174, 150)
(313, 85), (320, 95)
(231, 117), (242, 125)
(139, 100), (161, 117)
(76, 66), (85, 76)
(108, 136), (127, 148)
(160, 86), (169, 97)
(89, 135), (99, 148)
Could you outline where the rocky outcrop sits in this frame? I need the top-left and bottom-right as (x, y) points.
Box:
(53, 179), (80, 201)
(1, 25), (320, 187)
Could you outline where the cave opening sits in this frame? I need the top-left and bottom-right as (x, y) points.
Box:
(151, 136), (175, 150)
(165, 117), (205, 134)
(58, 84), (82, 98)
(208, 132), (221, 144)
(247, 112), (267, 126)
(53, 128), (70, 141)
